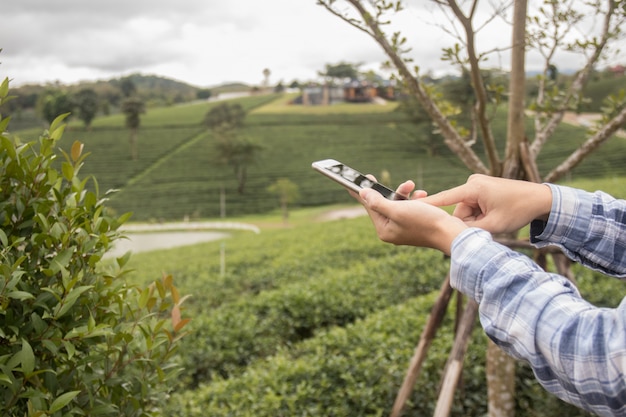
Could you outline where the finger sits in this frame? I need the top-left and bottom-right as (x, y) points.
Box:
(452, 203), (480, 222)
(396, 180), (415, 198)
(360, 187), (391, 216)
(421, 184), (473, 208)
(411, 190), (428, 200)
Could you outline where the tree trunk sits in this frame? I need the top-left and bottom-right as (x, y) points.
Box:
(129, 128), (138, 160)
(486, 341), (516, 417)
(490, 1), (527, 415)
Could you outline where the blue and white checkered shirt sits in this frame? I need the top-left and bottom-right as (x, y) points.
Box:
(450, 184), (626, 416)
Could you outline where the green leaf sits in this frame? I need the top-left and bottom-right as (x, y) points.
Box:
(61, 161), (74, 181)
(7, 291), (35, 301)
(54, 286), (93, 319)
(138, 287), (151, 309)
(0, 77), (9, 98)
(62, 340), (76, 359)
(0, 373), (11, 387)
(20, 339), (35, 375)
(0, 228), (8, 248)
(50, 248), (74, 274)
(48, 390), (80, 413)
(49, 113), (69, 136)
(0, 115), (10, 133)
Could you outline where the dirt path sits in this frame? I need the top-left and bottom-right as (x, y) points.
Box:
(105, 207), (367, 258)
(562, 111), (626, 138)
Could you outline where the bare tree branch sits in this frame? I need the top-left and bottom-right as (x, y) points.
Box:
(445, 0), (502, 174)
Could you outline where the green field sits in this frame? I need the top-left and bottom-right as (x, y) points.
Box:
(11, 92), (626, 222)
(10, 93), (626, 416)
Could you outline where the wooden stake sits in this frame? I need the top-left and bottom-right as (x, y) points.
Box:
(433, 300), (479, 417)
(390, 275), (455, 417)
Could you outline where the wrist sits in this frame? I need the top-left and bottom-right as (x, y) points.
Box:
(436, 217), (468, 256)
(534, 184), (553, 221)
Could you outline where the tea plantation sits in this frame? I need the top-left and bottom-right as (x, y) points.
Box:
(11, 94), (625, 416)
(121, 212), (619, 417)
(13, 92), (626, 222)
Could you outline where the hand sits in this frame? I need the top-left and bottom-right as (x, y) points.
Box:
(358, 184), (467, 255)
(422, 174), (553, 235)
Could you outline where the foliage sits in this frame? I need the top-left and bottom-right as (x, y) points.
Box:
(178, 247), (445, 387)
(121, 96), (146, 160)
(205, 102), (263, 194)
(319, 61), (361, 82)
(36, 89), (74, 125)
(0, 81), (188, 416)
(121, 97), (146, 130)
(267, 178), (300, 222)
(204, 102), (246, 133)
(167, 291), (588, 417)
(74, 88), (99, 129)
(120, 213), (616, 416)
(12, 93), (616, 221)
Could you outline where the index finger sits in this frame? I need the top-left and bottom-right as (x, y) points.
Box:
(421, 184), (475, 208)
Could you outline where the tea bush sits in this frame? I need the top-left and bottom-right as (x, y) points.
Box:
(0, 78), (188, 416)
(180, 249), (447, 387)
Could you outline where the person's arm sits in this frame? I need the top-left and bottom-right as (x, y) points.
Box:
(451, 229), (626, 416)
(531, 184), (626, 277)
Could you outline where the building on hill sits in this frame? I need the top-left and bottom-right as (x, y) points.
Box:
(608, 64), (625, 77)
(291, 79), (397, 106)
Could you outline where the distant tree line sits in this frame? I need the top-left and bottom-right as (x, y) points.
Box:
(0, 74), (214, 129)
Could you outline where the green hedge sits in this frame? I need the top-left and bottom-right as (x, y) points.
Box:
(167, 294), (488, 417)
(169, 291), (591, 417)
(179, 248), (448, 387)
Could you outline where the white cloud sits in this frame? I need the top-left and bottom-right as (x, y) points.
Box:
(0, 0), (620, 88)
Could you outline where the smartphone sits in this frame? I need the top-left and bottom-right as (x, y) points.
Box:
(311, 159), (407, 200)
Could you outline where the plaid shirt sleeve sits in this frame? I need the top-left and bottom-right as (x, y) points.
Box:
(449, 185), (626, 416)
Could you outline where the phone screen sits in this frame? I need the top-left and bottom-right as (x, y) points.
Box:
(312, 159), (407, 200)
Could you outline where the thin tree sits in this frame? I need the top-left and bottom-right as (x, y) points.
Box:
(205, 102), (263, 194)
(121, 97), (145, 160)
(262, 68), (271, 91)
(319, 0), (626, 416)
(267, 178), (300, 224)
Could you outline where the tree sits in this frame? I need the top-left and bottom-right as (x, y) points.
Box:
(205, 102), (263, 194)
(319, 0), (626, 416)
(197, 88), (213, 100)
(37, 88), (74, 125)
(262, 68), (271, 91)
(0, 80), (189, 416)
(319, 61), (361, 83)
(204, 102), (246, 133)
(75, 87), (99, 129)
(214, 137), (264, 194)
(267, 178), (300, 224)
(121, 96), (146, 160)
(120, 76), (137, 98)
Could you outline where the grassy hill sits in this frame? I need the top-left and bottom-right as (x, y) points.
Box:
(10, 91), (626, 222)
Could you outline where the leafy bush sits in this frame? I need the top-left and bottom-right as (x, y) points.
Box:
(167, 293), (491, 417)
(177, 248), (446, 387)
(0, 78), (188, 416)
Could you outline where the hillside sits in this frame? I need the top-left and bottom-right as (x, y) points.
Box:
(9, 91), (626, 222)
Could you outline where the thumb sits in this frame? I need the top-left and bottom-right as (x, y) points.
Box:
(360, 188), (390, 215)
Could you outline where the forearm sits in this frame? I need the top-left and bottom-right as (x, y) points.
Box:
(532, 184), (626, 277)
(451, 229), (626, 416)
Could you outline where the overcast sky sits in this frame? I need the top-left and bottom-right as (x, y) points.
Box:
(1, 0), (619, 88)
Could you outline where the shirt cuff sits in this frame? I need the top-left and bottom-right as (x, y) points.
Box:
(530, 184), (593, 252)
